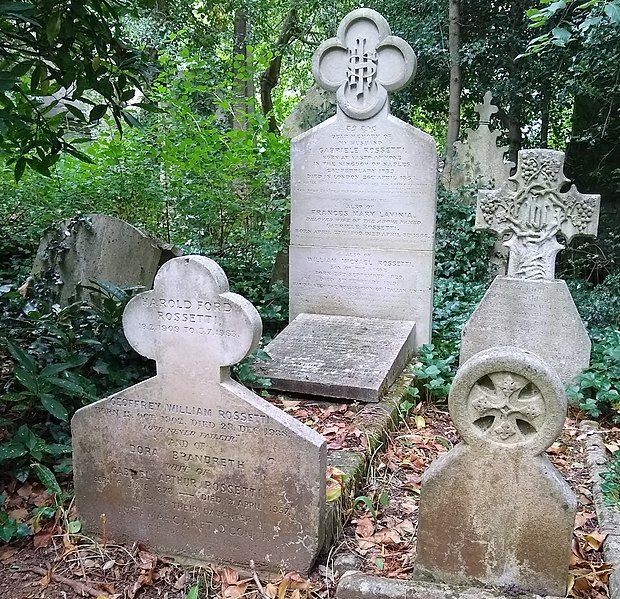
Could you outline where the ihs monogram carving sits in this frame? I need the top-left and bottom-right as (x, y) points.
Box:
(312, 9), (416, 120)
(476, 149), (600, 280)
(469, 372), (544, 444)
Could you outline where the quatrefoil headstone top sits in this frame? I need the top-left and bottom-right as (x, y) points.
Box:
(416, 347), (575, 596)
(122, 255), (262, 379)
(312, 8), (417, 120)
(476, 149), (600, 280)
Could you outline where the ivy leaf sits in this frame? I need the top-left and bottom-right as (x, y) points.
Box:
(604, 2), (620, 23)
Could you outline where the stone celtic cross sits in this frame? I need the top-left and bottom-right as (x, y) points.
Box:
(312, 8), (416, 119)
(476, 149), (600, 280)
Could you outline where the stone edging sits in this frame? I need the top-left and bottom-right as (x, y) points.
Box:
(581, 420), (620, 599)
(335, 572), (554, 599)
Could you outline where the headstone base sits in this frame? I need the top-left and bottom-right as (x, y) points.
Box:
(253, 314), (416, 402)
(460, 277), (590, 385)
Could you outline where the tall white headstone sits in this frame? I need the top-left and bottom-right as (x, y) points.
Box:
(255, 9), (437, 401)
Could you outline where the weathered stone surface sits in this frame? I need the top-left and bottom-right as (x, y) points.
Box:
(255, 314), (415, 401)
(476, 149), (600, 280)
(416, 347), (576, 597)
(72, 256), (326, 574)
(449, 91), (514, 191)
(337, 572), (556, 599)
(289, 246), (433, 345)
(288, 8), (437, 350)
(460, 276), (591, 385)
(282, 85), (336, 140)
(31, 214), (181, 306)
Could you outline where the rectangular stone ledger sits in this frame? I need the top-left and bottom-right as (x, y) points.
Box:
(255, 314), (416, 402)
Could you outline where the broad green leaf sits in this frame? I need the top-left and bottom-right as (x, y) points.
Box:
(14, 366), (39, 394)
(40, 394), (68, 421)
(48, 377), (85, 397)
(67, 520), (81, 533)
(5, 339), (36, 372)
(0, 443), (27, 462)
(14, 425), (38, 450)
(89, 104), (107, 122)
(185, 584), (200, 599)
(32, 463), (62, 496)
(46, 12), (61, 44)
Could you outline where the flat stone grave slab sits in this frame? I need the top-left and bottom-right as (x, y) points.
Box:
(72, 256), (326, 575)
(254, 313), (415, 402)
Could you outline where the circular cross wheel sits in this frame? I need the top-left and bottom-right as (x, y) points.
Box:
(449, 346), (566, 455)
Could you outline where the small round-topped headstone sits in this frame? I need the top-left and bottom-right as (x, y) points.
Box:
(449, 346), (566, 455)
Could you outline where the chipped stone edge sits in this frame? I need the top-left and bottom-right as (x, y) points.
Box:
(335, 572), (558, 599)
(321, 370), (414, 554)
(580, 420), (620, 598)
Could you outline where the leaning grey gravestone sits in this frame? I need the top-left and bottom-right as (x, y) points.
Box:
(449, 91), (514, 191)
(72, 256), (327, 574)
(415, 346), (576, 597)
(460, 149), (600, 385)
(31, 214), (181, 306)
(255, 9), (437, 402)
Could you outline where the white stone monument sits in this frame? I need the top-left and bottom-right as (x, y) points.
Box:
(460, 149), (600, 384)
(416, 346), (576, 596)
(449, 91), (513, 191)
(255, 8), (437, 402)
(72, 256), (327, 574)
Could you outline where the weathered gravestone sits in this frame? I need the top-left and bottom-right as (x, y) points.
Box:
(415, 346), (576, 597)
(72, 256), (327, 574)
(449, 91), (513, 191)
(460, 149), (600, 384)
(31, 214), (181, 306)
(256, 8), (437, 401)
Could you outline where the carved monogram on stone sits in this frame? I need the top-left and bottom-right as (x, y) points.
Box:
(476, 149), (600, 280)
(469, 372), (544, 444)
(312, 8), (416, 120)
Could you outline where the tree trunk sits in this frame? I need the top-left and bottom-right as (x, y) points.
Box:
(259, 8), (297, 134)
(540, 82), (550, 148)
(232, 8), (250, 130)
(442, 0), (461, 186)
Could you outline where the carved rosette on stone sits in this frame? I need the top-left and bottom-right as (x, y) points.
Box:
(415, 347), (576, 597)
(476, 149), (600, 280)
(72, 256), (327, 574)
(312, 8), (416, 120)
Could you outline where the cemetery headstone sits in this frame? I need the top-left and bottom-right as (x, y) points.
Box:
(31, 214), (181, 306)
(256, 8), (437, 401)
(449, 91), (513, 191)
(460, 149), (600, 384)
(415, 346), (576, 597)
(72, 256), (327, 574)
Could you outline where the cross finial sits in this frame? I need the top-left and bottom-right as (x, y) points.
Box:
(312, 8), (417, 120)
(476, 91), (498, 126)
(122, 256), (262, 379)
(476, 149), (600, 280)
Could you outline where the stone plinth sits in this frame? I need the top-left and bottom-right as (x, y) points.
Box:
(415, 347), (576, 597)
(255, 314), (416, 401)
(72, 256), (326, 574)
(460, 277), (590, 385)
